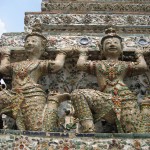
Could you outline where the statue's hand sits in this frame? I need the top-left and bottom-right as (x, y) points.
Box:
(143, 47), (150, 55)
(57, 46), (89, 56)
(78, 47), (89, 55)
(0, 46), (11, 56)
(134, 48), (150, 59)
(135, 48), (146, 56)
(57, 47), (75, 55)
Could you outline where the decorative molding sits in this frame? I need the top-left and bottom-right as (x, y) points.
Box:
(1, 33), (150, 48)
(42, 2), (150, 13)
(1, 33), (150, 49)
(0, 131), (150, 149)
(1, 33), (25, 47)
(25, 13), (150, 26)
(42, 0), (150, 3)
(24, 13), (150, 33)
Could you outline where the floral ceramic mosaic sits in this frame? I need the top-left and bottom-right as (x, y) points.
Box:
(0, 0), (150, 145)
(0, 130), (149, 150)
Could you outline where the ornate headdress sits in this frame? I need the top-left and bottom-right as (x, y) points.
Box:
(25, 22), (47, 41)
(101, 28), (122, 45)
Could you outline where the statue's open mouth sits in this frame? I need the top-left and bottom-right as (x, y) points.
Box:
(26, 47), (34, 51)
(108, 48), (118, 51)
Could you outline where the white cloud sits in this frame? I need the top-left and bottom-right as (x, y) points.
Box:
(0, 19), (7, 37)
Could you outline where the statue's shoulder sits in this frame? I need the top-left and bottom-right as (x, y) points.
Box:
(92, 61), (103, 72)
(91, 60), (100, 63)
(95, 60), (103, 66)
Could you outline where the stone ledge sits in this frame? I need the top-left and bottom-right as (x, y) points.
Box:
(0, 130), (149, 149)
(42, 0), (150, 3)
(0, 129), (150, 138)
(1, 33), (150, 50)
(24, 13), (150, 33)
(1, 32), (150, 63)
(41, 1), (150, 13)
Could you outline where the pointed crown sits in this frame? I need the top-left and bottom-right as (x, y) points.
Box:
(25, 22), (47, 41)
(101, 28), (122, 45)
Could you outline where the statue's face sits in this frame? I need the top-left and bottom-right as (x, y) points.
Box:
(103, 37), (122, 57)
(25, 36), (43, 56)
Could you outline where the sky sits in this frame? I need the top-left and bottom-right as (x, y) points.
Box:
(0, 0), (41, 36)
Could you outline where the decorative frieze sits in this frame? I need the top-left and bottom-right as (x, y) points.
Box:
(43, 0), (150, 3)
(25, 13), (150, 26)
(0, 33), (25, 47)
(1, 33), (150, 53)
(1, 33), (150, 50)
(42, 2), (150, 13)
(24, 13), (150, 33)
(0, 130), (150, 150)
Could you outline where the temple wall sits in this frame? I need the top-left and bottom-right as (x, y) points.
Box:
(0, 130), (149, 149)
(0, 0), (149, 147)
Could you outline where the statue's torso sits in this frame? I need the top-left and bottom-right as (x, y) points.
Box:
(8, 60), (47, 130)
(11, 60), (42, 89)
(95, 60), (131, 96)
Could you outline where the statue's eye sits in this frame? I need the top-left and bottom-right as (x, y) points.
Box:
(32, 40), (35, 42)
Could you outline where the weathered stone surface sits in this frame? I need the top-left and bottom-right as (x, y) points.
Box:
(0, 130), (149, 150)
(42, 1), (150, 13)
(42, 0), (150, 3)
(0, 0), (150, 134)
(24, 13), (150, 33)
(1, 32), (150, 50)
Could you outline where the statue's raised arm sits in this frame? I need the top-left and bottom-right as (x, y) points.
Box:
(0, 46), (11, 75)
(127, 49), (148, 76)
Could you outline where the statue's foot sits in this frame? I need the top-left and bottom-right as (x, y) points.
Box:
(82, 127), (95, 133)
(80, 119), (95, 133)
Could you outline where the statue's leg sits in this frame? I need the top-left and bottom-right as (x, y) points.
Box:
(71, 89), (95, 132)
(120, 99), (142, 133)
(43, 92), (70, 132)
(0, 90), (12, 113)
(90, 90), (114, 124)
(16, 111), (26, 130)
(43, 100), (59, 132)
(71, 89), (113, 132)
(139, 98), (150, 133)
(21, 94), (46, 131)
(0, 90), (15, 129)
(0, 90), (27, 130)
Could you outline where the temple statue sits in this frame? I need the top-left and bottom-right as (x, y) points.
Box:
(71, 28), (149, 133)
(0, 24), (70, 131)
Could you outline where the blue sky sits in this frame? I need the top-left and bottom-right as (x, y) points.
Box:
(0, 0), (41, 36)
